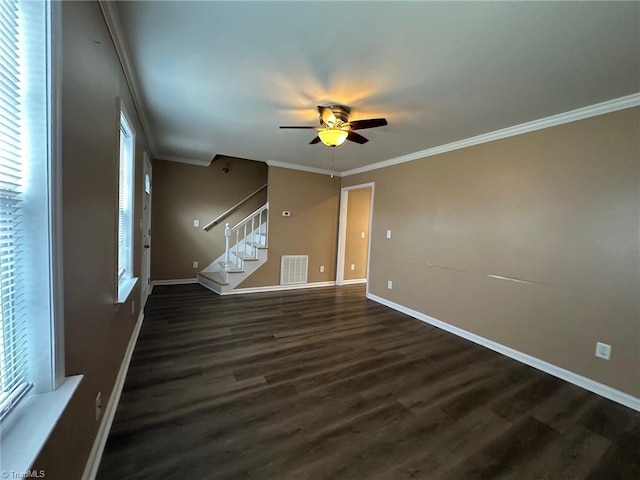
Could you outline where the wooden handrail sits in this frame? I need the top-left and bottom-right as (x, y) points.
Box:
(202, 184), (267, 231)
(231, 203), (269, 231)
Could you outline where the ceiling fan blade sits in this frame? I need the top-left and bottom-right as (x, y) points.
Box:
(347, 131), (369, 144)
(280, 126), (317, 129)
(347, 118), (388, 130)
(310, 136), (321, 144)
(318, 106), (337, 127)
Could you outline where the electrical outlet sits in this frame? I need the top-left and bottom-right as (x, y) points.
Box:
(386, 230), (392, 239)
(193, 219), (199, 228)
(192, 261), (199, 268)
(95, 392), (102, 421)
(595, 342), (611, 360)
(387, 280), (393, 289)
(361, 231), (365, 239)
(350, 264), (355, 271)
(320, 265), (324, 273)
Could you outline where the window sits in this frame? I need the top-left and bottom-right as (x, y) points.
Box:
(0, 0), (53, 420)
(117, 105), (136, 302)
(0, 1), (77, 473)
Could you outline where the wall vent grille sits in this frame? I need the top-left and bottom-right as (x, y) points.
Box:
(280, 255), (308, 285)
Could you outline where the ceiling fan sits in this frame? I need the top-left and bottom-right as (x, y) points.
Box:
(280, 105), (388, 147)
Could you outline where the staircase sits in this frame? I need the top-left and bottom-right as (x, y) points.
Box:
(197, 203), (268, 294)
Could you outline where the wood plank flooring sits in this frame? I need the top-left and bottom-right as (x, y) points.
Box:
(96, 284), (640, 479)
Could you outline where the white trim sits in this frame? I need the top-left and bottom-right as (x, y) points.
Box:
(342, 279), (367, 285)
(116, 276), (138, 305)
(342, 93), (640, 177)
(197, 275), (222, 295)
(155, 155), (213, 167)
(0, 376), (82, 475)
(116, 99), (136, 306)
(367, 293), (640, 412)
(82, 311), (145, 480)
(98, 1), (157, 155)
(336, 189), (348, 286)
(336, 183), (375, 291)
(50, 0), (65, 387)
(224, 281), (335, 295)
(151, 278), (198, 286)
(140, 153), (152, 308)
(266, 159), (340, 177)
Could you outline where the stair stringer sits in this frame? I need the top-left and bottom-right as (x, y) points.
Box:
(198, 247), (267, 295)
(197, 225), (268, 294)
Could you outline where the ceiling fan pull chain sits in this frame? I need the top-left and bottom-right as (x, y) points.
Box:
(330, 149), (335, 178)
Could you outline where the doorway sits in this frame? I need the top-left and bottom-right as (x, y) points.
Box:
(336, 183), (374, 291)
(141, 152), (152, 308)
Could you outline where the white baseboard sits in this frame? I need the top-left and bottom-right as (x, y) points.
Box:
(151, 278), (197, 286)
(367, 293), (640, 412)
(224, 281), (336, 295)
(342, 278), (367, 285)
(81, 310), (145, 480)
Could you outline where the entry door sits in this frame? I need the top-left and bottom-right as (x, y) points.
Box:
(141, 153), (152, 307)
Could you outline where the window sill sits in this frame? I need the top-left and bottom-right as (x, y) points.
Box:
(0, 375), (82, 474)
(116, 276), (138, 305)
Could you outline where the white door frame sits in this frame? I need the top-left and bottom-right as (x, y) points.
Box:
(336, 182), (375, 294)
(141, 152), (152, 308)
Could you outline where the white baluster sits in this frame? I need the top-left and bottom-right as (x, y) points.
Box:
(235, 229), (240, 268)
(251, 217), (255, 256)
(243, 223), (247, 257)
(264, 208), (268, 247)
(257, 211), (262, 245)
(224, 222), (231, 268)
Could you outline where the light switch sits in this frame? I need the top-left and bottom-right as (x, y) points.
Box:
(193, 219), (200, 228)
(386, 230), (392, 239)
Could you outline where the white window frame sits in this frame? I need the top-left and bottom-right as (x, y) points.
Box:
(116, 101), (137, 304)
(0, 0), (81, 473)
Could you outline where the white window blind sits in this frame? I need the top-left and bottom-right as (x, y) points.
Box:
(117, 110), (134, 284)
(0, 0), (51, 420)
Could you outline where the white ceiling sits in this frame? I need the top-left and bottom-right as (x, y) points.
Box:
(114, 1), (640, 173)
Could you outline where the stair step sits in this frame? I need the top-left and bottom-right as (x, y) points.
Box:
(198, 271), (228, 285)
(235, 252), (258, 261)
(219, 261), (244, 272)
(246, 242), (268, 249)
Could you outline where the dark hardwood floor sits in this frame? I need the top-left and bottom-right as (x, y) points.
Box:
(96, 284), (640, 479)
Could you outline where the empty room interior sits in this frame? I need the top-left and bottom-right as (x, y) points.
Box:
(2, 1), (640, 479)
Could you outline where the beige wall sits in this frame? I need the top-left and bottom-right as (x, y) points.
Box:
(34, 2), (151, 478)
(239, 167), (341, 288)
(344, 187), (372, 280)
(343, 108), (640, 397)
(151, 157), (267, 280)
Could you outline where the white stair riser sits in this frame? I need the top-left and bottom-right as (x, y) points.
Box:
(198, 215), (268, 294)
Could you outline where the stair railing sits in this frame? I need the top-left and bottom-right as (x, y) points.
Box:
(202, 183), (267, 231)
(222, 203), (269, 271)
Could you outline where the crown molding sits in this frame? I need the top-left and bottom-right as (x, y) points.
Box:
(155, 155), (213, 167)
(98, 1), (157, 156)
(266, 160), (341, 177)
(342, 93), (640, 177)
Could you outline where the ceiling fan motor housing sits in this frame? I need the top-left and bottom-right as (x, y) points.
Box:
(322, 105), (350, 127)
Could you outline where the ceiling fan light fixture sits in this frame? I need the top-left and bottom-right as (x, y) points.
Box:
(318, 128), (348, 147)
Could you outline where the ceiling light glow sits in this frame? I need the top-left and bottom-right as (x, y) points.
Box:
(318, 129), (348, 147)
